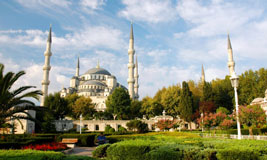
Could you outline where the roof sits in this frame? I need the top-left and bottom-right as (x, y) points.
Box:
(84, 67), (111, 75)
(80, 80), (107, 86)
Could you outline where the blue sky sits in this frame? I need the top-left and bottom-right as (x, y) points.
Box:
(0, 0), (267, 99)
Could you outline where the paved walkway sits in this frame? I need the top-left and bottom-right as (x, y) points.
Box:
(70, 147), (97, 157)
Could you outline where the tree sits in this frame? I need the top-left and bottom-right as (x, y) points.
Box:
(178, 81), (193, 128)
(44, 93), (69, 119)
(106, 87), (131, 120)
(64, 93), (80, 117)
(141, 96), (163, 119)
(128, 100), (142, 119)
(239, 105), (266, 136)
(126, 120), (148, 133)
(0, 63), (42, 129)
(72, 96), (96, 120)
(154, 119), (176, 131)
(202, 82), (213, 102)
(160, 85), (181, 117)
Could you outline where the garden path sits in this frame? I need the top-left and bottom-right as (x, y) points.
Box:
(70, 147), (96, 157)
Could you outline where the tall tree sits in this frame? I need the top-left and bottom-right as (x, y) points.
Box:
(179, 81), (193, 126)
(106, 87), (131, 120)
(0, 63), (42, 129)
(64, 93), (80, 117)
(141, 96), (163, 119)
(44, 93), (69, 119)
(72, 96), (96, 120)
(202, 82), (213, 102)
(160, 85), (181, 117)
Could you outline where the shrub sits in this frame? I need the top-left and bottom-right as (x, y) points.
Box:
(126, 120), (148, 133)
(109, 128), (115, 134)
(146, 145), (183, 160)
(92, 143), (111, 158)
(0, 149), (64, 160)
(63, 155), (96, 160)
(118, 126), (127, 134)
(104, 125), (113, 134)
(216, 148), (260, 160)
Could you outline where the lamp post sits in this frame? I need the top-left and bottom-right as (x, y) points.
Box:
(230, 72), (242, 139)
(79, 114), (82, 134)
(201, 112), (204, 132)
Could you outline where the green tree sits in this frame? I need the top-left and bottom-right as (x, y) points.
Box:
(202, 82), (213, 102)
(128, 100), (142, 119)
(160, 85), (181, 117)
(64, 93), (80, 117)
(239, 105), (266, 136)
(44, 93), (69, 119)
(106, 87), (131, 120)
(0, 63), (42, 129)
(126, 120), (148, 133)
(141, 96), (163, 118)
(178, 81), (193, 127)
(72, 96), (96, 120)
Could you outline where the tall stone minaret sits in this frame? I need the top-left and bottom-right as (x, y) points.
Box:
(127, 22), (135, 99)
(201, 64), (205, 83)
(227, 34), (235, 76)
(41, 25), (52, 106)
(134, 54), (139, 100)
(75, 56), (80, 77)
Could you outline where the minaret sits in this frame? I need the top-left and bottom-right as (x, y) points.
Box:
(96, 60), (100, 69)
(201, 64), (205, 83)
(227, 34), (235, 76)
(134, 54), (139, 100)
(41, 25), (52, 106)
(127, 22), (135, 99)
(75, 57), (80, 77)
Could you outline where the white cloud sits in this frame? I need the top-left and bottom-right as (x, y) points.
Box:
(119, 0), (178, 23)
(177, 0), (262, 37)
(0, 25), (126, 51)
(79, 0), (105, 13)
(15, 0), (71, 9)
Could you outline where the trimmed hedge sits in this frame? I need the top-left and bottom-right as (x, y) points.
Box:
(0, 150), (97, 160)
(92, 143), (111, 158)
(103, 132), (267, 160)
(0, 149), (64, 160)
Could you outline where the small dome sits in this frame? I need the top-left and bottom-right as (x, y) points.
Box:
(80, 80), (106, 86)
(84, 68), (111, 75)
(252, 98), (264, 104)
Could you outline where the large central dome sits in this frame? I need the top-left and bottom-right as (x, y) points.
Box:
(84, 67), (111, 75)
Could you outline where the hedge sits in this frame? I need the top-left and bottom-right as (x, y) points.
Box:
(92, 143), (111, 158)
(0, 150), (97, 160)
(103, 132), (267, 160)
(0, 149), (64, 160)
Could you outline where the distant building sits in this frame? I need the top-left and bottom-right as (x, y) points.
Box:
(250, 89), (267, 115)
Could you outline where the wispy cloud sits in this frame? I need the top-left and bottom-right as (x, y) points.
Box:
(119, 0), (178, 23)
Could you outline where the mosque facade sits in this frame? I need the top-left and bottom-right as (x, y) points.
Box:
(59, 24), (139, 111)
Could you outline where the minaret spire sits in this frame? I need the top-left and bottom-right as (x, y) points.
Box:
(134, 54), (139, 100)
(96, 59), (100, 69)
(128, 22), (135, 99)
(41, 25), (52, 106)
(227, 34), (235, 76)
(75, 56), (80, 77)
(201, 64), (205, 83)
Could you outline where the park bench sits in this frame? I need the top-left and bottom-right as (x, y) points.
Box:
(61, 138), (78, 148)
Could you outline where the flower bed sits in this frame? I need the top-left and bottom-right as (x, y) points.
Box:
(22, 142), (67, 151)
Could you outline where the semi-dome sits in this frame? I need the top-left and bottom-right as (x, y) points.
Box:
(251, 98), (264, 104)
(84, 67), (111, 75)
(80, 80), (107, 86)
